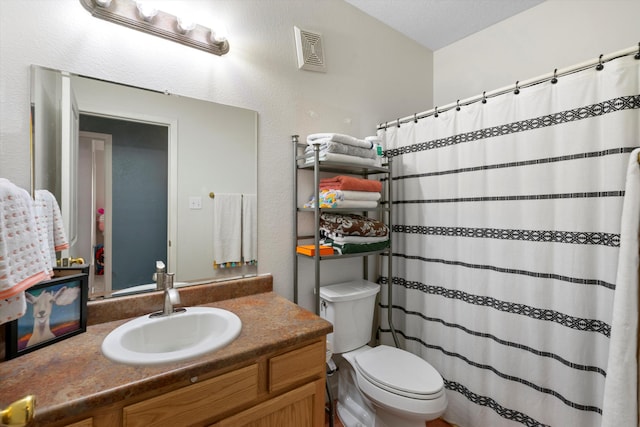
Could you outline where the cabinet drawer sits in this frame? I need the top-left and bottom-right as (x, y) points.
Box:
(123, 364), (259, 427)
(269, 340), (325, 393)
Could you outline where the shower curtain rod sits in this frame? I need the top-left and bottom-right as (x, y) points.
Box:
(378, 43), (640, 130)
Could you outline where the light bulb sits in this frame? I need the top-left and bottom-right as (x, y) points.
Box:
(209, 24), (228, 44)
(177, 17), (196, 34)
(136, 1), (158, 22)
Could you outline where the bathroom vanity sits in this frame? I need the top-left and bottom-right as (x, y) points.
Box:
(0, 275), (333, 427)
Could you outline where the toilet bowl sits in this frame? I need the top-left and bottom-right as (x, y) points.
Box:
(337, 345), (447, 427)
(320, 280), (447, 427)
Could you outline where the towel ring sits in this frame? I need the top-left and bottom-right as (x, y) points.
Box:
(209, 192), (215, 199)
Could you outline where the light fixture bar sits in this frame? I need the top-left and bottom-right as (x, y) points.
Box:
(79, 0), (230, 56)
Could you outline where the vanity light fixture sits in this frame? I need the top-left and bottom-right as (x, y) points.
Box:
(79, 0), (230, 56)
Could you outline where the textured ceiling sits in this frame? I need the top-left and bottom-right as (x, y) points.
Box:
(345, 0), (545, 50)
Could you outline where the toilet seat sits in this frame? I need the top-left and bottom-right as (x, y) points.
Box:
(355, 345), (444, 400)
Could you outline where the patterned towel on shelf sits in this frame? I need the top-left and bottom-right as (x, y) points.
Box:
(319, 212), (389, 238)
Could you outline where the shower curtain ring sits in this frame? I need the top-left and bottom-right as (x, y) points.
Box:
(551, 68), (558, 84)
(397, 118), (401, 128)
(514, 81), (520, 95)
(596, 54), (604, 71)
(414, 113), (418, 123)
(456, 100), (461, 111)
(434, 107), (439, 118)
(384, 121), (388, 130)
(482, 91), (487, 104)
(635, 42), (640, 60)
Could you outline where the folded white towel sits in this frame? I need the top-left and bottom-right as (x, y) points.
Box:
(304, 152), (377, 167)
(332, 190), (381, 201)
(307, 133), (373, 149)
(304, 139), (377, 160)
(212, 194), (242, 265)
(242, 194), (257, 263)
(365, 136), (382, 144)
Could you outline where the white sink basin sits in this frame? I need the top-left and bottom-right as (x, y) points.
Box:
(101, 307), (242, 366)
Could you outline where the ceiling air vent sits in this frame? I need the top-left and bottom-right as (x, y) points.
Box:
(294, 26), (326, 72)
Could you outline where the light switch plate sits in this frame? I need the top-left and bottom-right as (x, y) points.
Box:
(189, 197), (202, 209)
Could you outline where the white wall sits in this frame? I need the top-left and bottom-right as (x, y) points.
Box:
(0, 0), (433, 308)
(433, 0), (640, 107)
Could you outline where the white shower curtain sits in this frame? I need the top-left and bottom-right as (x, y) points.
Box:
(379, 54), (639, 427)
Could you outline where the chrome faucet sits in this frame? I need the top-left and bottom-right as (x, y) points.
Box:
(162, 273), (182, 316)
(151, 262), (184, 317)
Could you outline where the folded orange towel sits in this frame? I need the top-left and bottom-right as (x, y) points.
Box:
(319, 175), (382, 192)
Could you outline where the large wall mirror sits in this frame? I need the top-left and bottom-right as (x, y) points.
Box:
(31, 65), (258, 299)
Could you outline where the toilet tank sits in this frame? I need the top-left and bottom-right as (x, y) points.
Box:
(319, 279), (380, 354)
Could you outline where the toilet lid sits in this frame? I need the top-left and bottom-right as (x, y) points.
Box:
(355, 345), (444, 399)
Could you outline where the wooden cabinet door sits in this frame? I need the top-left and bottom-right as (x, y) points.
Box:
(210, 378), (325, 427)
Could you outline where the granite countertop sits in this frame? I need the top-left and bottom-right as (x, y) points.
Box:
(0, 288), (332, 425)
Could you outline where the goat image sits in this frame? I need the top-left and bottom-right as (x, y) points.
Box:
(25, 286), (80, 347)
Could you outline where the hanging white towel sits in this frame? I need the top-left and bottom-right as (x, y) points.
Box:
(242, 194), (257, 263)
(34, 189), (69, 270)
(0, 179), (51, 325)
(212, 193), (242, 265)
(601, 149), (640, 427)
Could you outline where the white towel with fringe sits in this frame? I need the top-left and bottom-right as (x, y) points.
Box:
(212, 193), (242, 265)
(242, 194), (257, 263)
(601, 149), (640, 427)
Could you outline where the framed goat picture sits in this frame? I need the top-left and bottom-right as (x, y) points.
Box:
(5, 273), (88, 359)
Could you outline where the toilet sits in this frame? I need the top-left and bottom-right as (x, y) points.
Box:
(320, 279), (447, 427)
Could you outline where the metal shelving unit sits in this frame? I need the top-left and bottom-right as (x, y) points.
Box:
(293, 134), (400, 427)
(292, 135), (393, 319)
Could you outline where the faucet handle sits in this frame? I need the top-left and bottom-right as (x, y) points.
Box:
(155, 261), (167, 291)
